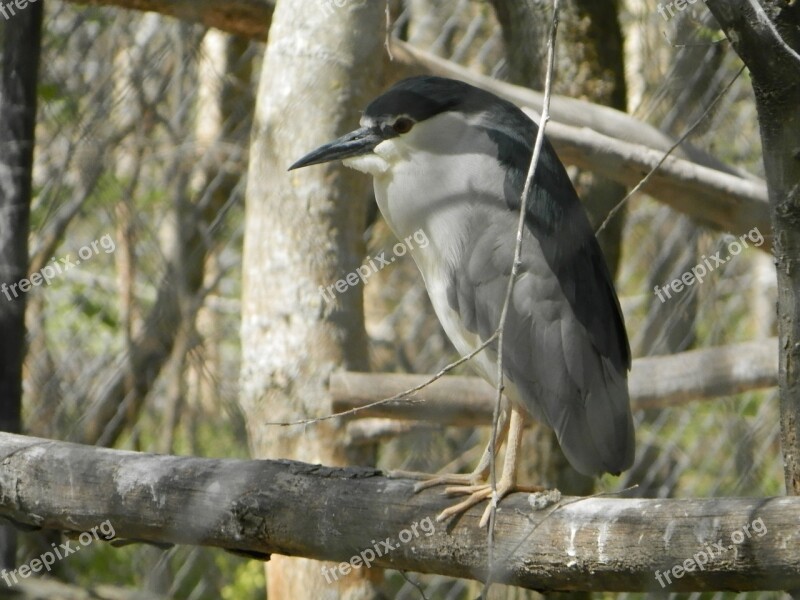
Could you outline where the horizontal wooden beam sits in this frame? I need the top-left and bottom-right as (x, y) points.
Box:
(331, 338), (778, 425)
(73, 0), (274, 40)
(547, 121), (771, 248)
(0, 433), (798, 592)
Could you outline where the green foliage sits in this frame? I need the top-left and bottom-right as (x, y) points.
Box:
(219, 558), (266, 600)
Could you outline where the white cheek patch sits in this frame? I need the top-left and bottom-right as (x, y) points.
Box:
(343, 153), (390, 175)
(374, 139), (406, 162)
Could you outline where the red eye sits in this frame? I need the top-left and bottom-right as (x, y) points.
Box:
(392, 117), (414, 134)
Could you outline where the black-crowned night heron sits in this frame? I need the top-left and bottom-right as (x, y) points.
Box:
(290, 75), (634, 526)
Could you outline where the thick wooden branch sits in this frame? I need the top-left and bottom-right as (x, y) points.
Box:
(547, 121), (771, 248)
(73, 0), (273, 40)
(331, 338), (778, 424)
(1, 433), (799, 592)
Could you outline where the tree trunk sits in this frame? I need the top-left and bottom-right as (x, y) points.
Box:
(240, 1), (385, 597)
(704, 0), (800, 495)
(0, 0), (43, 570)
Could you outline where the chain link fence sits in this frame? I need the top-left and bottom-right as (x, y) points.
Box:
(13, 0), (780, 597)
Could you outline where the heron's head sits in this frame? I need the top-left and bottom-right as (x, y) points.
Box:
(289, 76), (534, 179)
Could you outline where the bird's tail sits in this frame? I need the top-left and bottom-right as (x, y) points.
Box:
(550, 357), (635, 477)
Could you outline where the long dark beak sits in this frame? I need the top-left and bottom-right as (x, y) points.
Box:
(288, 126), (383, 171)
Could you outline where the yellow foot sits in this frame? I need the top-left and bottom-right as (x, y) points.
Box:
(387, 469), (487, 492)
(387, 469), (497, 524)
(390, 405), (537, 528)
(439, 482), (545, 527)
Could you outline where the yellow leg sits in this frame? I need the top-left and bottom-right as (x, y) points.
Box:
(389, 403), (543, 527)
(389, 403), (510, 491)
(437, 405), (540, 527)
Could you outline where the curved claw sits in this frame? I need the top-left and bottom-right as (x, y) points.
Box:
(434, 481), (517, 527)
(386, 468), (489, 492)
(435, 486), (494, 523)
(390, 407), (534, 528)
(414, 473), (485, 492)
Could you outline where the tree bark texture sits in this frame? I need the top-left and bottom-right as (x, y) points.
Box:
(704, 0), (800, 495)
(240, 1), (385, 598)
